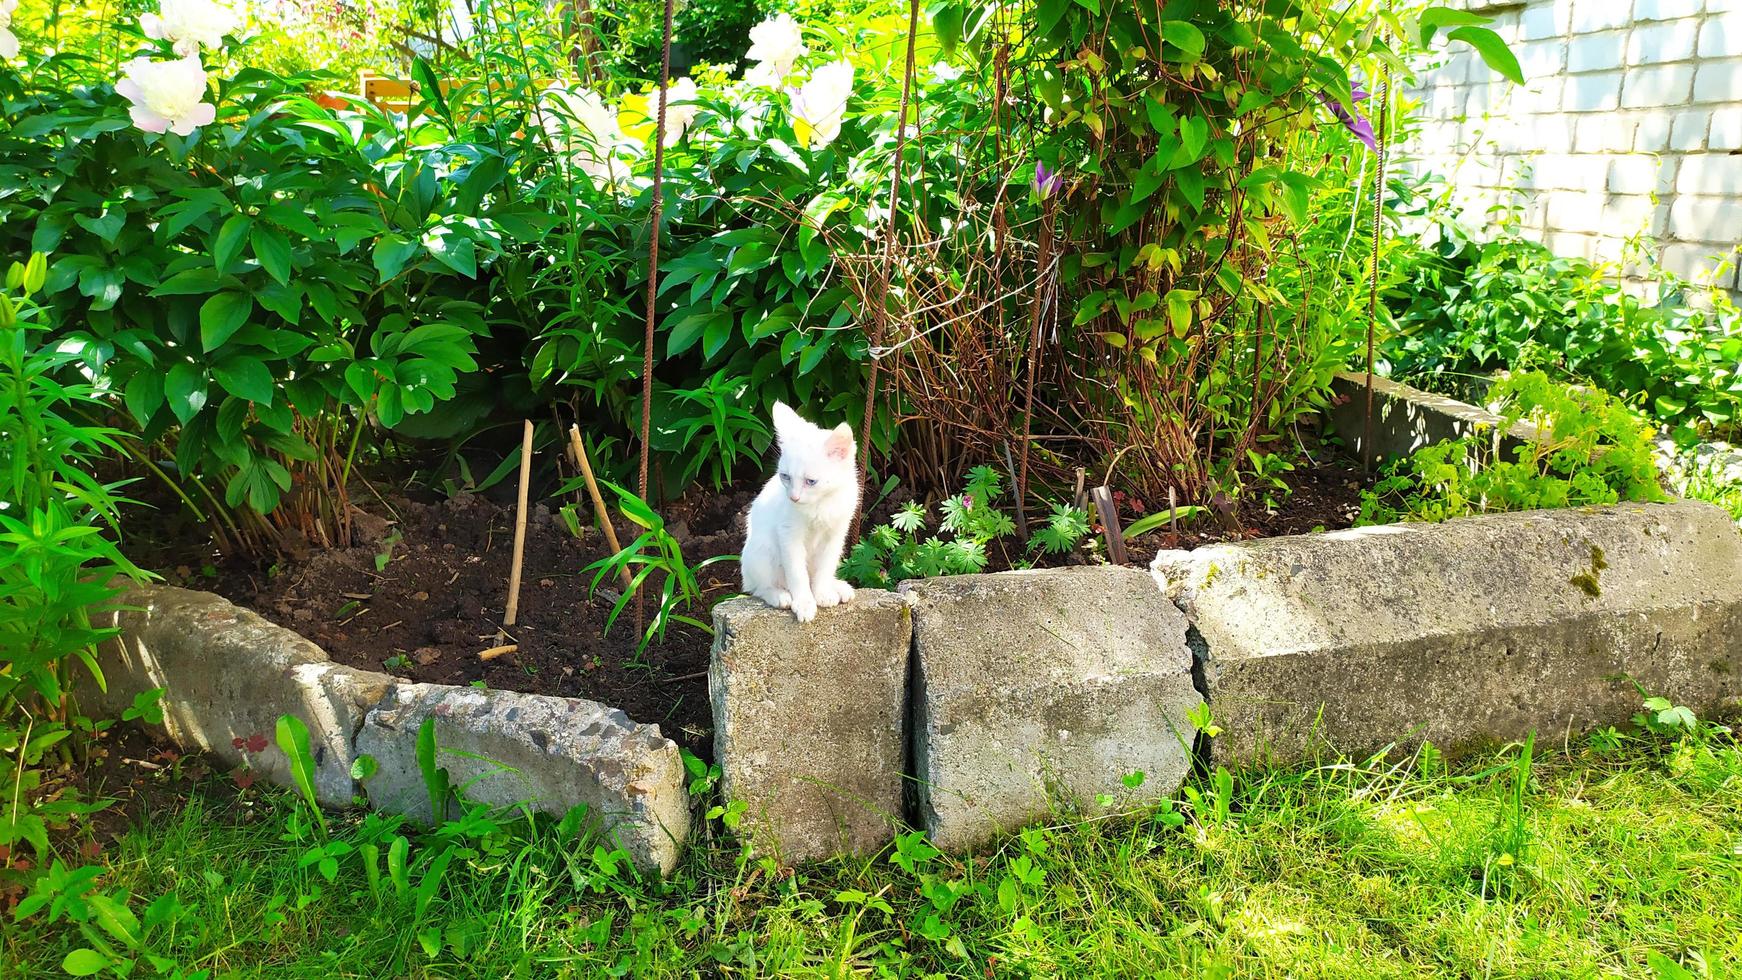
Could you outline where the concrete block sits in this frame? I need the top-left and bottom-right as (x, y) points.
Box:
(1563, 71), (1623, 112)
(1693, 59), (1742, 103)
(1629, 18), (1700, 64)
(1634, 113), (1672, 152)
(1677, 153), (1742, 195)
(1698, 17), (1739, 59)
(1670, 111), (1710, 149)
(1575, 115), (1636, 152)
(1667, 195), (1742, 243)
(903, 567), (1200, 852)
(1327, 372), (1538, 467)
(709, 592), (911, 863)
(1568, 29), (1627, 73)
(1632, 0), (1701, 21)
(1622, 64), (1695, 107)
(1549, 189), (1611, 233)
(356, 684), (690, 875)
(1711, 108), (1742, 151)
(93, 585), (389, 806)
(1152, 502), (1742, 768)
(1570, 0), (1629, 33)
(1521, 2), (1566, 40)
(1660, 243), (1740, 283)
(1608, 154), (1670, 194)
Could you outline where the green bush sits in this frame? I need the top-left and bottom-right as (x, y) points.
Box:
(1358, 370), (1666, 525)
(1384, 218), (1742, 445)
(0, 255), (149, 862)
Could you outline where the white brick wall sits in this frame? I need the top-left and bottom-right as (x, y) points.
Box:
(1405, 0), (1742, 296)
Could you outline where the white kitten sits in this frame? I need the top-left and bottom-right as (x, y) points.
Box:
(741, 402), (859, 623)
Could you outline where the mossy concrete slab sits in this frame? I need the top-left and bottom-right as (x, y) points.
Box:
(902, 567), (1201, 851)
(1152, 501), (1742, 767)
(710, 591), (911, 863)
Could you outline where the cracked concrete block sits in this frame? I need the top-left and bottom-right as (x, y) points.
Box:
(93, 585), (389, 805)
(902, 567), (1201, 851)
(710, 592), (912, 863)
(356, 684), (690, 875)
(1153, 501), (1742, 767)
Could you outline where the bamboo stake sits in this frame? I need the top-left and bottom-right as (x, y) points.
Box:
(503, 420), (534, 628)
(1090, 485), (1128, 566)
(567, 424), (633, 593)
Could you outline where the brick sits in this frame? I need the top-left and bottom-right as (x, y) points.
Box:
(1569, 29), (1627, 73)
(1608, 154), (1671, 194)
(1712, 108), (1742, 151)
(1668, 196), (1742, 243)
(1631, 0), (1701, 20)
(1546, 191), (1609, 234)
(1622, 64), (1695, 107)
(1604, 193), (1663, 236)
(1564, 70), (1623, 111)
(1629, 18), (1700, 64)
(1521, 1), (1567, 39)
(1634, 113), (1673, 152)
(1670, 109), (1711, 150)
(1570, 0), (1630, 32)
(1517, 39), (1567, 80)
(1660, 243), (1740, 284)
(1677, 153), (1742, 195)
(1698, 17), (1741, 59)
(1693, 59), (1742, 103)
(1576, 114), (1637, 152)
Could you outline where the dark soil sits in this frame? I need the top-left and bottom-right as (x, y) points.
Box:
(201, 488), (749, 759)
(151, 443), (1366, 762)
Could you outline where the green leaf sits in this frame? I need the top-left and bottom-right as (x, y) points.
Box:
(373, 233), (419, 282)
(165, 363), (207, 424)
(1446, 26), (1524, 84)
(276, 714), (328, 835)
(1419, 6), (1491, 46)
(200, 291), (253, 351)
(62, 950), (111, 976)
(251, 226), (294, 285)
(1177, 116), (1208, 164)
(124, 370), (165, 423)
(213, 214), (253, 272)
(1162, 20), (1205, 60)
(213, 356), (275, 404)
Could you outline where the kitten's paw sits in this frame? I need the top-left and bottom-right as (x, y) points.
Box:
(813, 583), (843, 608)
(755, 588), (792, 610)
(825, 580), (855, 605)
(790, 594), (818, 623)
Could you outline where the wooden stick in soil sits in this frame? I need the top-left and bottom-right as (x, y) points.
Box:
(503, 420), (535, 629)
(1090, 485), (1128, 566)
(567, 425), (633, 594)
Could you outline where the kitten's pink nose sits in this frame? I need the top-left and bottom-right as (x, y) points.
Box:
(788, 492), (802, 502)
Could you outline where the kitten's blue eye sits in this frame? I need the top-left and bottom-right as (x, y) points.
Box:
(779, 473), (791, 482)
(805, 477), (818, 487)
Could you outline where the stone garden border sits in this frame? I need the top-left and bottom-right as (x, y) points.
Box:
(97, 375), (1742, 867)
(90, 586), (690, 875)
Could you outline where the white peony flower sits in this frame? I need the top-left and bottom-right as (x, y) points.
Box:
(541, 85), (636, 191)
(790, 59), (854, 150)
(141, 0), (240, 57)
(0, 0), (19, 60)
(744, 13), (805, 84)
(645, 77), (698, 147)
(116, 56), (217, 135)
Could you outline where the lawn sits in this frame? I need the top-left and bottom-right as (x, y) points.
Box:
(6, 719), (1736, 978)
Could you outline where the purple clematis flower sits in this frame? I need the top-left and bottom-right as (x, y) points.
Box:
(1318, 80), (1377, 151)
(1033, 160), (1064, 199)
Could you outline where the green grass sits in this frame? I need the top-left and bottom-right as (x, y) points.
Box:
(4, 721), (1739, 978)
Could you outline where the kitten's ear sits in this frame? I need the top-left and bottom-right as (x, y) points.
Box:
(770, 402), (803, 444)
(823, 422), (855, 462)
